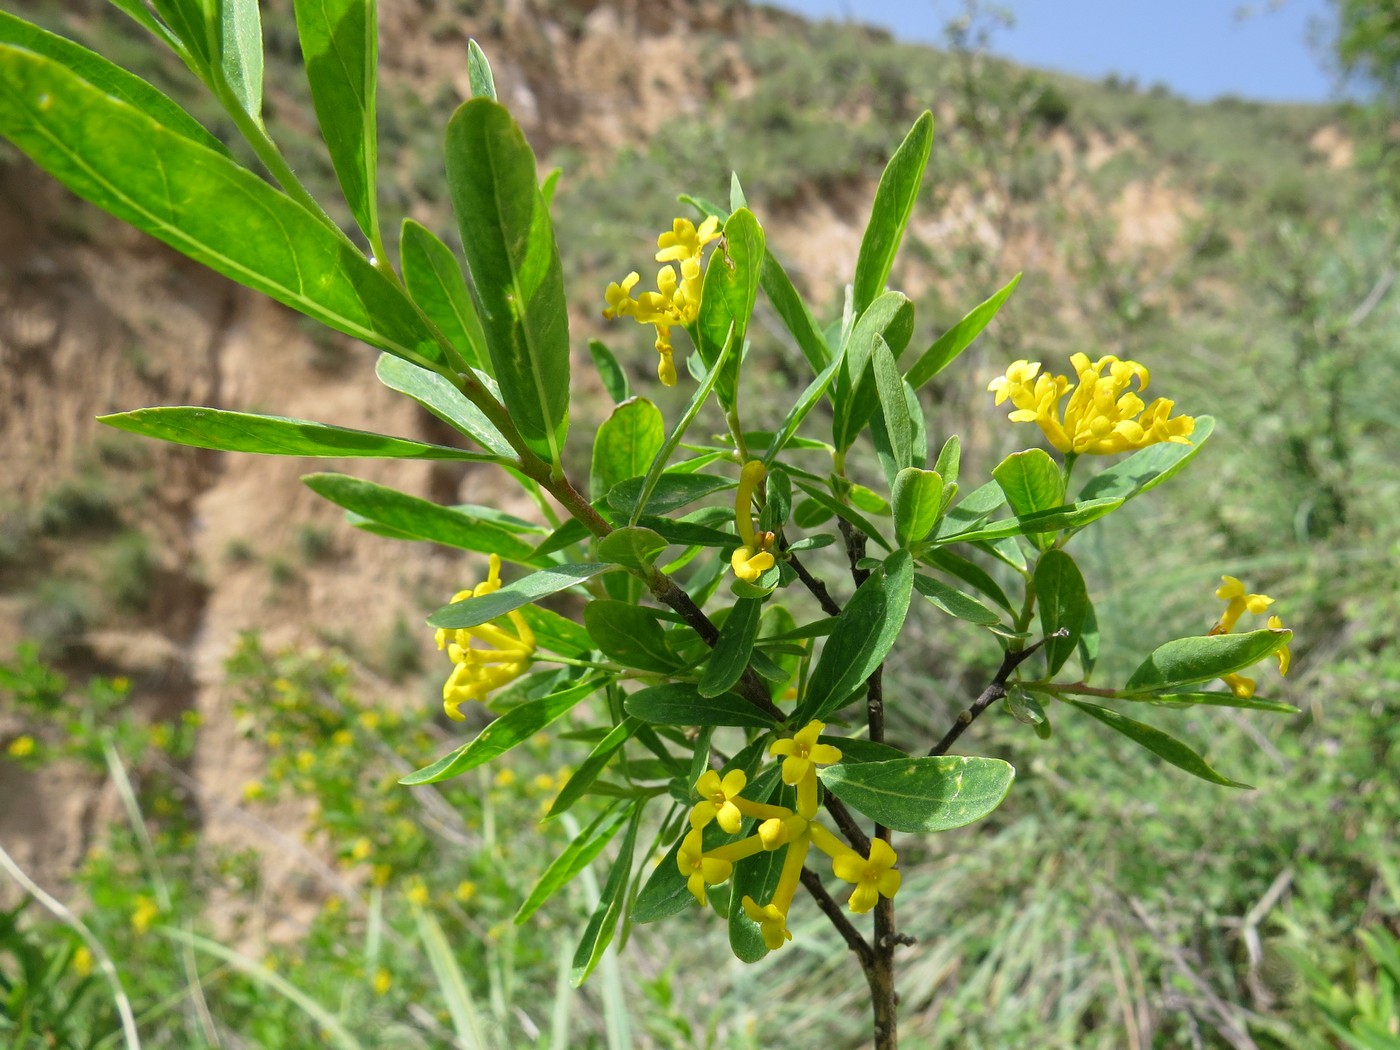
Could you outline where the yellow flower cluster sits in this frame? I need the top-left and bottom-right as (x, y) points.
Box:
(678, 721), (901, 950)
(602, 216), (722, 386)
(731, 460), (777, 583)
(988, 353), (1195, 455)
(435, 554), (535, 721)
(1209, 575), (1291, 698)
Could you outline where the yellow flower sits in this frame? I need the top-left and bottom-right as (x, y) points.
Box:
(602, 271), (641, 319)
(72, 946), (93, 976)
(1208, 576), (1291, 697)
(741, 895), (791, 950)
(435, 554), (536, 721)
(731, 460), (777, 583)
(350, 836), (373, 861)
(988, 353), (1194, 455)
(769, 720), (843, 787)
(241, 780), (265, 802)
(677, 828), (734, 906)
(831, 839), (902, 914)
(406, 879), (431, 906)
(332, 730), (353, 748)
(7, 735), (35, 758)
(455, 880), (477, 903)
(358, 710), (381, 731)
(373, 968), (392, 996)
(131, 896), (159, 934)
(493, 767), (517, 788)
(690, 769), (748, 834)
(372, 864), (392, 887)
(655, 216), (721, 263)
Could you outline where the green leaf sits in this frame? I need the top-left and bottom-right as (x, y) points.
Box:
(993, 448), (1065, 518)
(374, 355), (513, 456)
(853, 110), (933, 317)
(0, 11), (227, 154)
(546, 719), (640, 819)
(818, 755), (1014, 833)
(798, 550), (914, 722)
(445, 99), (569, 465)
(696, 209), (764, 407)
(596, 527), (667, 572)
(428, 564), (615, 629)
(624, 683), (779, 728)
(571, 803), (642, 986)
(832, 292), (915, 453)
(790, 481), (892, 552)
(919, 548), (1013, 611)
(727, 769), (786, 961)
(934, 435), (961, 490)
(937, 479), (1006, 536)
(1078, 415), (1216, 503)
(149, 0), (215, 68)
(905, 273), (1021, 390)
(400, 220), (487, 371)
(893, 468), (944, 548)
(466, 39), (496, 100)
(0, 44), (444, 367)
(588, 338), (630, 404)
(913, 573), (1001, 626)
(631, 829), (693, 924)
(303, 473), (539, 563)
(1068, 701), (1251, 789)
(592, 398), (665, 501)
(1078, 598), (1100, 678)
(517, 604), (594, 658)
(1123, 628), (1292, 693)
(938, 498), (1124, 544)
(583, 601), (680, 673)
(518, 802), (630, 923)
(606, 473), (732, 518)
(763, 357), (839, 467)
(820, 736), (907, 763)
(872, 338), (914, 476)
(99, 407), (494, 463)
(698, 598), (763, 698)
(760, 248), (831, 371)
(1132, 691), (1299, 715)
(1034, 550), (1087, 675)
(293, 0), (378, 240)
(400, 676), (602, 785)
(215, 0), (264, 122)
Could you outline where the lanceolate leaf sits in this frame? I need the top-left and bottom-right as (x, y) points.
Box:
(832, 291), (915, 453)
(399, 676), (602, 785)
(818, 755), (1015, 833)
(1123, 628), (1292, 694)
(428, 563), (615, 629)
(631, 829), (693, 924)
(466, 39), (496, 100)
(583, 601), (680, 673)
(1068, 701), (1251, 788)
(893, 468), (944, 548)
(853, 110), (933, 316)
(760, 248), (831, 371)
(546, 718), (640, 819)
(905, 272), (1022, 390)
(1078, 415), (1216, 503)
(624, 683), (779, 729)
(587, 338), (630, 404)
(763, 356), (839, 467)
(913, 573), (1001, 626)
(100, 407), (496, 462)
(0, 12), (227, 154)
(1034, 550), (1088, 675)
(0, 44), (445, 368)
(302, 473), (540, 563)
(872, 338), (915, 477)
(937, 498), (1123, 544)
(591, 398), (665, 500)
(698, 598), (763, 698)
(446, 98), (569, 465)
(517, 802), (629, 924)
(400, 220), (487, 371)
(218, 0), (265, 122)
(697, 208), (764, 408)
(374, 355), (513, 457)
(571, 803), (642, 986)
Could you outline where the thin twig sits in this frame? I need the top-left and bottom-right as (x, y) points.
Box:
(800, 866), (873, 970)
(788, 550), (843, 617)
(928, 642), (1045, 757)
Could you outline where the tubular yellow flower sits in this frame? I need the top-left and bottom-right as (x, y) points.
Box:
(731, 460), (777, 583)
(691, 769), (749, 833)
(677, 828), (734, 906)
(655, 216), (721, 263)
(742, 895), (792, 950)
(435, 554), (536, 721)
(1208, 575), (1291, 697)
(832, 838), (902, 914)
(988, 353), (1194, 455)
(769, 720), (843, 787)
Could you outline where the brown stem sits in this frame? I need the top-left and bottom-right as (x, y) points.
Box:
(800, 867), (873, 970)
(838, 517), (871, 585)
(787, 550), (843, 618)
(927, 642), (1045, 757)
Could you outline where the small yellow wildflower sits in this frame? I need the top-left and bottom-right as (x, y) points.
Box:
(324, 895), (343, 915)
(532, 772), (556, 792)
(731, 460), (777, 583)
(493, 767), (517, 789)
(831, 838), (902, 914)
(741, 895), (792, 950)
(769, 720), (843, 787)
(455, 880), (477, 903)
(989, 353), (1194, 455)
(435, 554), (536, 721)
(677, 828), (734, 906)
(1209, 576), (1292, 697)
(241, 779), (266, 802)
(406, 879), (431, 906)
(131, 896), (159, 934)
(350, 837), (373, 862)
(7, 735), (35, 758)
(332, 730), (353, 748)
(372, 863), (392, 887)
(112, 676), (131, 694)
(72, 946), (93, 977)
(373, 968), (392, 996)
(358, 710), (381, 730)
(690, 769), (749, 834)
(295, 749), (316, 772)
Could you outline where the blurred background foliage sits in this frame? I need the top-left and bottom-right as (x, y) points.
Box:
(2, 0), (1398, 1046)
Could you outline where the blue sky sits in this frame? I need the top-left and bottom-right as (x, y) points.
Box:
(764, 0), (1341, 103)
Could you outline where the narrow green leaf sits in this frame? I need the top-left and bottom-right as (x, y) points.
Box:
(937, 479), (1006, 536)
(518, 803), (629, 923)
(0, 45), (444, 367)
(303, 473), (538, 563)
(905, 273), (1021, 390)
(1123, 628), (1292, 693)
(373, 354), (512, 456)
(1078, 415), (1216, 503)
(1068, 701), (1251, 788)
(729, 171), (747, 212)
(872, 338), (914, 476)
(1034, 550), (1087, 675)
(696, 209), (764, 407)
(762, 356), (839, 468)
(893, 468), (944, 548)
(149, 0), (213, 67)
(400, 220), (486, 371)
(592, 398), (665, 501)
(913, 573), (1001, 626)
(635, 515), (734, 550)
(791, 481), (892, 552)
(606, 473), (732, 518)
(698, 598), (763, 698)
(547, 719), (640, 819)
(428, 564), (615, 629)
(100, 407), (494, 462)
(624, 683), (779, 728)
(412, 904), (488, 1047)
(584, 601), (679, 673)
(588, 338), (631, 404)
(631, 829), (693, 924)
(919, 548), (1014, 611)
(853, 110), (933, 316)
(219, 0), (265, 122)
(818, 755), (1014, 833)
(446, 98), (569, 465)
(1078, 598), (1100, 677)
(106, 0), (185, 52)
(934, 435), (961, 490)
(798, 550), (914, 722)
(937, 498), (1124, 544)
(517, 605), (594, 658)
(571, 804), (642, 986)
(993, 448), (1065, 518)
(400, 676), (602, 785)
(1133, 691), (1299, 714)
(0, 12), (226, 154)
(760, 248), (831, 371)
(596, 527), (667, 572)
(832, 291), (915, 453)
(466, 39), (496, 100)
